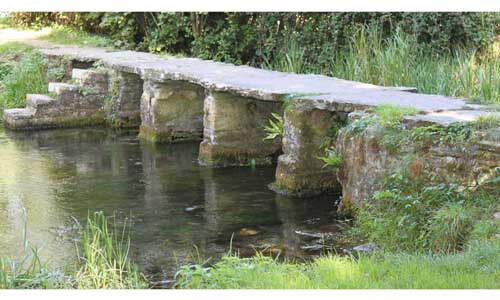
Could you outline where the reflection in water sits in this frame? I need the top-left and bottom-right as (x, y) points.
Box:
(0, 127), (345, 280)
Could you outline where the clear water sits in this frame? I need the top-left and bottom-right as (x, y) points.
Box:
(0, 127), (346, 281)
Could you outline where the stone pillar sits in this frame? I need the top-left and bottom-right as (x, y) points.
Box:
(272, 101), (342, 196)
(106, 70), (144, 128)
(139, 79), (205, 143)
(198, 90), (283, 167)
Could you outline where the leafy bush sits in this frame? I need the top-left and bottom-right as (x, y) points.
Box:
(10, 12), (500, 62)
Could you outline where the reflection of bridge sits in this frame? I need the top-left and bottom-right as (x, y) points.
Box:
(3, 46), (498, 203)
(4, 129), (334, 270)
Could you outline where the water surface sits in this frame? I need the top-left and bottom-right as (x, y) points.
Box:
(0, 127), (346, 281)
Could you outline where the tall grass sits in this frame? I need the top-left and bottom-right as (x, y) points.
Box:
(0, 50), (48, 112)
(73, 212), (147, 289)
(0, 212), (147, 289)
(265, 25), (500, 104)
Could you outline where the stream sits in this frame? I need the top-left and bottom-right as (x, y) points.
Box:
(0, 127), (350, 282)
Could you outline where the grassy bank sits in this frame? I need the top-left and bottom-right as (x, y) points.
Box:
(0, 212), (147, 289)
(177, 106), (500, 289)
(175, 241), (500, 289)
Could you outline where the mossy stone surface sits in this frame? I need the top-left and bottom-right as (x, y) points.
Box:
(273, 102), (342, 196)
(198, 90), (282, 167)
(106, 70), (143, 128)
(139, 79), (204, 143)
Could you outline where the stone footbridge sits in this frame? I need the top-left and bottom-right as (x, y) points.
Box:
(3, 46), (499, 206)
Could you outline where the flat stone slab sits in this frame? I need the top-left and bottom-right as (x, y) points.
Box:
(41, 46), (469, 113)
(48, 82), (77, 93)
(403, 110), (500, 127)
(26, 94), (54, 108)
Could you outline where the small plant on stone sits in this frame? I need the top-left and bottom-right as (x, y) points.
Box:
(373, 104), (420, 128)
(91, 60), (106, 71)
(344, 114), (377, 135)
(282, 92), (329, 111)
(263, 112), (284, 140)
(47, 66), (66, 81)
(318, 147), (342, 168)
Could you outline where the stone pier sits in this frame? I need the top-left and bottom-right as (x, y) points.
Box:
(139, 79), (205, 143)
(106, 70), (144, 128)
(198, 91), (282, 167)
(272, 101), (344, 196)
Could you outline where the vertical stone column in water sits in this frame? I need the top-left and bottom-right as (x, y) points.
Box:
(273, 101), (342, 196)
(139, 79), (205, 143)
(198, 90), (283, 167)
(106, 70), (144, 128)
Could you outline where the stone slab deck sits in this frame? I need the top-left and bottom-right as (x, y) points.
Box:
(41, 46), (469, 112)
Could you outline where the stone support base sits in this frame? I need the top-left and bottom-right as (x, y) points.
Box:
(272, 101), (343, 196)
(198, 91), (282, 167)
(139, 80), (205, 143)
(106, 70), (144, 128)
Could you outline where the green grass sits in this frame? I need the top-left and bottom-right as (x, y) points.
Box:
(39, 25), (114, 48)
(0, 212), (147, 289)
(373, 104), (421, 128)
(73, 212), (147, 289)
(0, 42), (36, 83)
(0, 50), (48, 112)
(0, 17), (11, 29)
(176, 240), (500, 289)
(0, 42), (35, 56)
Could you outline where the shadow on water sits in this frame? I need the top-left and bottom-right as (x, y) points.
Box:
(0, 127), (351, 282)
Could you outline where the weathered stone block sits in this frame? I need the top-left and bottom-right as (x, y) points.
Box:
(272, 101), (342, 196)
(45, 54), (96, 81)
(72, 68), (109, 93)
(198, 90), (282, 167)
(106, 70), (143, 128)
(139, 79), (205, 143)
